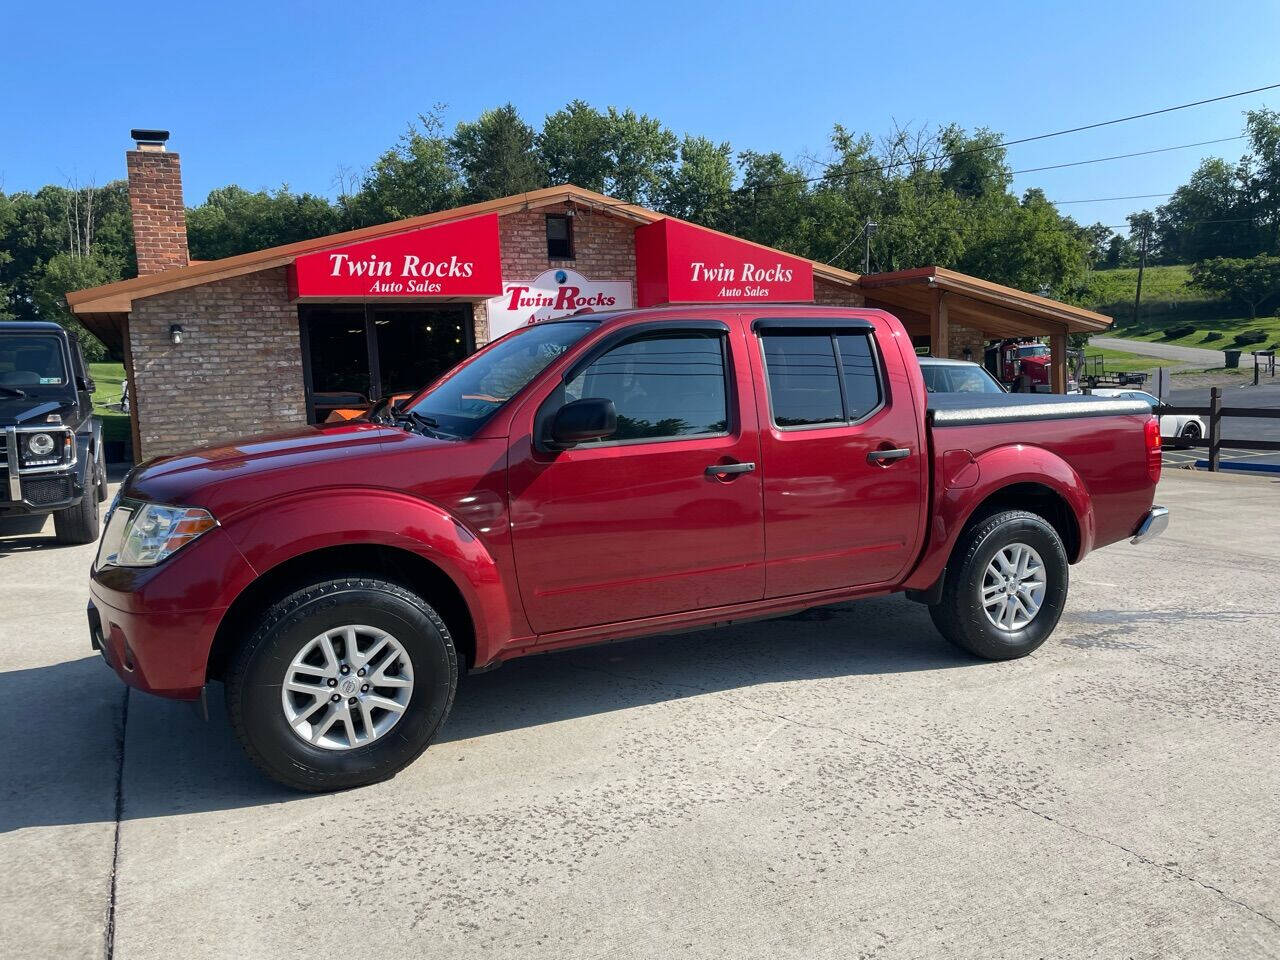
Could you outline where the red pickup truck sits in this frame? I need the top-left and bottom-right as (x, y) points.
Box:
(89, 305), (1167, 790)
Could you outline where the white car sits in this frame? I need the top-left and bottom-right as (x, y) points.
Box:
(1091, 388), (1205, 446)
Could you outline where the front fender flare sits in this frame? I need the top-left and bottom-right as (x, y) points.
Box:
(221, 488), (513, 663)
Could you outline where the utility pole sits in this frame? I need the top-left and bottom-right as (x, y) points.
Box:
(1131, 224), (1148, 327)
(863, 220), (878, 275)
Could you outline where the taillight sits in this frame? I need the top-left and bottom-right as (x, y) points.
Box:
(1144, 416), (1162, 484)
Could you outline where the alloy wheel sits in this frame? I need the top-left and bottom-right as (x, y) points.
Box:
(281, 625), (414, 750)
(980, 543), (1047, 632)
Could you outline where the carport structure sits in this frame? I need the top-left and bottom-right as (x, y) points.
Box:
(859, 266), (1113, 392)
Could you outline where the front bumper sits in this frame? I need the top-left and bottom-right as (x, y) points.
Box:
(88, 595), (213, 700)
(87, 525), (258, 700)
(1130, 505), (1169, 545)
(1, 424), (82, 514)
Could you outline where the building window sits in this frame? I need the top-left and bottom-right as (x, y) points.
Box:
(546, 214), (574, 260)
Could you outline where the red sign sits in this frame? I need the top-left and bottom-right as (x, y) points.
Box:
(288, 214), (502, 299)
(635, 218), (813, 307)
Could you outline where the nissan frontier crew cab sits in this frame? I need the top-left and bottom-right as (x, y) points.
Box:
(89, 305), (1168, 791)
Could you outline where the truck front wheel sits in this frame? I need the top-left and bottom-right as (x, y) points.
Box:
(928, 509), (1069, 660)
(226, 577), (458, 791)
(52, 453), (101, 544)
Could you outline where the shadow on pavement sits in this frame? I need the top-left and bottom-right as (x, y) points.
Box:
(0, 595), (971, 831)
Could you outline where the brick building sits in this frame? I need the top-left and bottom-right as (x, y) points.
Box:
(69, 132), (1112, 460)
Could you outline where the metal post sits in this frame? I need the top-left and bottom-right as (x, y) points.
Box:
(1131, 225), (1148, 327)
(1208, 386), (1222, 472)
(1255, 351), (1260, 386)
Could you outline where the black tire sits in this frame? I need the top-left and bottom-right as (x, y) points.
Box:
(96, 453), (108, 502)
(1179, 421), (1201, 449)
(226, 577), (458, 792)
(53, 454), (101, 544)
(928, 509), (1069, 661)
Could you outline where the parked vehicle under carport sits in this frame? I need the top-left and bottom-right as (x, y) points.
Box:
(0, 322), (109, 543)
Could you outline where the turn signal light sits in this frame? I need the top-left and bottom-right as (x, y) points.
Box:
(1144, 417), (1162, 485)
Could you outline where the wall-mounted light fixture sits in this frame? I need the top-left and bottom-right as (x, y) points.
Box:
(170, 324), (184, 345)
(962, 346), (973, 362)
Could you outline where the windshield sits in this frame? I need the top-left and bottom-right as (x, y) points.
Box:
(920, 363), (1005, 394)
(0, 334), (68, 391)
(406, 321), (598, 437)
(1017, 344), (1050, 358)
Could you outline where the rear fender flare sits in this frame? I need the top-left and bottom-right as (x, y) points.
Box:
(905, 444), (1093, 592)
(222, 488), (512, 663)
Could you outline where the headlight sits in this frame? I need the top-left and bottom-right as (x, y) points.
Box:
(104, 500), (218, 567)
(20, 429), (70, 467)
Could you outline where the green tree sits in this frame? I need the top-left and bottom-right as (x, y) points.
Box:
(732, 151), (814, 255)
(539, 100), (613, 192)
(356, 110), (461, 222)
(1189, 255), (1280, 318)
(187, 185), (338, 260)
(33, 250), (123, 360)
(604, 107), (677, 206)
(658, 136), (735, 230)
(938, 126), (1010, 200)
(0, 182), (133, 357)
(450, 103), (544, 203)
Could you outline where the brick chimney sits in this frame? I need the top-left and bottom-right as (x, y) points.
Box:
(126, 129), (190, 275)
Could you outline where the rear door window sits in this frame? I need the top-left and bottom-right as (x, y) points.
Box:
(760, 334), (844, 426)
(836, 333), (882, 419)
(761, 330), (883, 427)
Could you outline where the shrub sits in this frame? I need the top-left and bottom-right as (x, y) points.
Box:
(1202, 331), (1223, 342)
(1163, 324), (1197, 340)
(1233, 329), (1268, 346)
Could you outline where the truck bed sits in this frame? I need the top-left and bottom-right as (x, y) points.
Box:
(928, 392), (1150, 427)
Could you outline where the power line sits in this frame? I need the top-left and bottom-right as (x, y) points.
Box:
(1052, 192), (1173, 204)
(1103, 215), (1260, 229)
(1010, 136), (1245, 176)
(749, 82), (1280, 194)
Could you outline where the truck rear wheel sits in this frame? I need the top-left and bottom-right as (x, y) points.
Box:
(52, 453), (101, 545)
(226, 577), (458, 792)
(928, 509), (1068, 660)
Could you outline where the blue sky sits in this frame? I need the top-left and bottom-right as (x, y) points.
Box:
(3, 0), (1277, 233)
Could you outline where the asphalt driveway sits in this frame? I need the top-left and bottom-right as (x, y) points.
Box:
(2, 470), (1278, 959)
(1092, 335), (1226, 367)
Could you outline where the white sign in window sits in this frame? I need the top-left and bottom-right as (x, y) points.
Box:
(486, 268), (632, 340)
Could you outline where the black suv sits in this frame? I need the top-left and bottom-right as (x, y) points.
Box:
(0, 322), (108, 543)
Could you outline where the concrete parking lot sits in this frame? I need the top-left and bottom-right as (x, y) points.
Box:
(2, 469), (1278, 959)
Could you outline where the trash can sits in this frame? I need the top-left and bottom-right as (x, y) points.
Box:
(1225, 350), (1241, 369)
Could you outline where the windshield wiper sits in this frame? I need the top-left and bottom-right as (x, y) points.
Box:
(0, 386), (27, 398)
(398, 410), (458, 440)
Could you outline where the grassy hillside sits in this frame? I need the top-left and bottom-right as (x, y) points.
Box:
(89, 361), (131, 444)
(1081, 265), (1280, 352)
(1081, 265), (1211, 310)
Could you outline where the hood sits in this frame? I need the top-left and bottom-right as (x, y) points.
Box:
(1019, 355), (1050, 367)
(0, 396), (75, 427)
(126, 420), (448, 510)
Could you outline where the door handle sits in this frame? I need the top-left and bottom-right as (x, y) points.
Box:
(867, 448), (911, 464)
(705, 461), (756, 477)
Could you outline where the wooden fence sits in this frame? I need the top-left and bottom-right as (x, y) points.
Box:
(1160, 386), (1280, 470)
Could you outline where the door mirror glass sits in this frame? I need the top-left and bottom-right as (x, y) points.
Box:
(551, 397), (617, 446)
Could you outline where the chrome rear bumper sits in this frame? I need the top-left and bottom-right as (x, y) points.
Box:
(1131, 505), (1169, 545)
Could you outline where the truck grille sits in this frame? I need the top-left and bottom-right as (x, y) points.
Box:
(21, 476), (72, 506)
